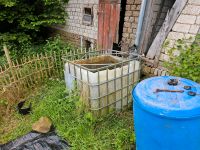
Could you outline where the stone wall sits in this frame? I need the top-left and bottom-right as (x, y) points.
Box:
(159, 0), (200, 65)
(143, 0), (200, 76)
(148, 0), (175, 47)
(121, 0), (174, 52)
(53, 0), (99, 48)
(121, 0), (142, 51)
(50, 28), (97, 48)
(140, 0), (175, 54)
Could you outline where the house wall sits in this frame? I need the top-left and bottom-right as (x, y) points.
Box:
(143, 0), (200, 76)
(53, 0), (99, 48)
(147, 0), (175, 50)
(121, 0), (142, 51)
(139, 0), (175, 55)
(121, 0), (174, 52)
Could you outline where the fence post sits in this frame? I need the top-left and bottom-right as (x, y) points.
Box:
(3, 45), (16, 82)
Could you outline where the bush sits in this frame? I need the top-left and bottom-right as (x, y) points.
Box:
(0, 0), (68, 52)
(19, 36), (74, 55)
(0, 36), (75, 65)
(164, 34), (200, 82)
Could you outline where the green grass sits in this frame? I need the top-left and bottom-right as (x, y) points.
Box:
(0, 80), (135, 149)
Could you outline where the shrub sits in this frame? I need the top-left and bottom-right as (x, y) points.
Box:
(0, 36), (75, 65)
(164, 34), (200, 82)
(0, 0), (68, 52)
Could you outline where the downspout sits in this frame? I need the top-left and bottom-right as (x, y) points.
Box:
(134, 0), (147, 52)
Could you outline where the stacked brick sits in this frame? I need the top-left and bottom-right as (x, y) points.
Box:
(53, 0), (98, 47)
(142, 64), (169, 77)
(159, 0), (200, 63)
(121, 0), (142, 51)
(143, 0), (200, 77)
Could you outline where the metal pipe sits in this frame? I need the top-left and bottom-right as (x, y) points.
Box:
(134, 0), (147, 48)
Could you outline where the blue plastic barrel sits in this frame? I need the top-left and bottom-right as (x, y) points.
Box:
(132, 76), (200, 150)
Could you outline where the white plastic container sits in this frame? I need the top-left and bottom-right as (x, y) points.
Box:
(64, 51), (140, 115)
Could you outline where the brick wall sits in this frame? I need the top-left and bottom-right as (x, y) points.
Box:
(159, 0), (200, 64)
(150, 0), (174, 43)
(53, 0), (98, 48)
(143, 0), (200, 76)
(121, 0), (174, 52)
(121, 0), (142, 51)
(142, 0), (175, 53)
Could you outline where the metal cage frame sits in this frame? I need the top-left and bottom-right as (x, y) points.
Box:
(63, 49), (141, 116)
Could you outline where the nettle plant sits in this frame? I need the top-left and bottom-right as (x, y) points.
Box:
(164, 34), (200, 83)
(0, 0), (68, 50)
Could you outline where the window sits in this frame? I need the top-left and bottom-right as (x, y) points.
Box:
(83, 7), (93, 26)
(85, 8), (92, 15)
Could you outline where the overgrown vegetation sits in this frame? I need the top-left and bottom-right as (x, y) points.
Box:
(0, 0), (68, 55)
(0, 80), (135, 149)
(0, 36), (74, 65)
(164, 34), (200, 82)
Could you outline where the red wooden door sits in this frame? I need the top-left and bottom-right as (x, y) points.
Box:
(98, 0), (121, 50)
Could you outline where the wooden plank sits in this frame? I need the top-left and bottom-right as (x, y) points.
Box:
(0, 65), (8, 86)
(138, 0), (154, 55)
(16, 59), (26, 89)
(146, 0), (188, 60)
(111, 3), (120, 43)
(98, 3), (104, 50)
(98, 0), (121, 50)
(27, 56), (34, 86)
(3, 45), (17, 82)
(109, 4), (115, 49)
(33, 54), (39, 84)
(45, 52), (51, 77)
(115, 4), (120, 43)
(103, 3), (111, 50)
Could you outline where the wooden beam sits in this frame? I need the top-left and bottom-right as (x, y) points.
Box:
(3, 45), (16, 82)
(138, 0), (154, 55)
(146, 0), (188, 60)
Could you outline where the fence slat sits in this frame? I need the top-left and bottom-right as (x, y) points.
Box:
(0, 49), (77, 102)
(28, 55), (34, 86)
(4, 64), (11, 85)
(0, 66), (5, 86)
(3, 45), (17, 82)
(16, 59), (26, 90)
(53, 51), (59, 77)
(37, 54), (43, 81)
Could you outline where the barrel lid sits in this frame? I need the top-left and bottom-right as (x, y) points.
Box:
(133, 76), (200, 118)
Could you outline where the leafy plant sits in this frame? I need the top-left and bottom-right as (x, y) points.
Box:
(0, 0), (68, 52)
(164, 34), (200, 82)
(0, 36), (74, 65)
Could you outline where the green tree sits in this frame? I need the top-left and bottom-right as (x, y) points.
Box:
(0, 0), (68, 50)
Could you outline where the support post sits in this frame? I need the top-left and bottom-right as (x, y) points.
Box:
(3, 45), (16, 82)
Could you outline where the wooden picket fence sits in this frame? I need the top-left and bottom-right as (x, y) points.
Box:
(0, 47), (96, 108)
(0, 49), (72, 104)
(0, 54), (52, 103)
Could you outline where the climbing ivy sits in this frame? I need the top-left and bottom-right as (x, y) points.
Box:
(0, 0), (68, 49)
(164, 34), (200, 83)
